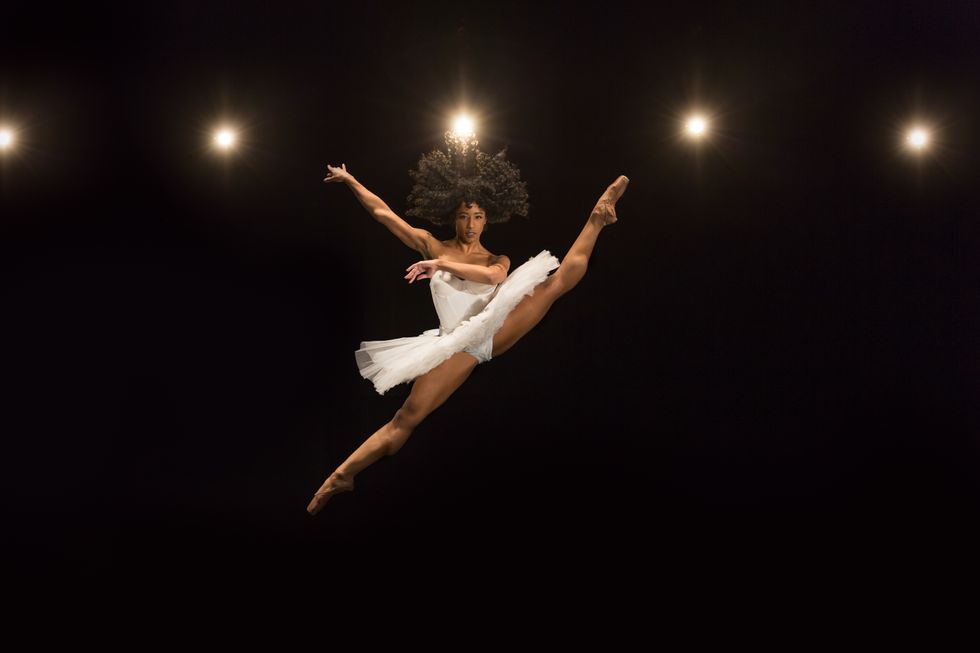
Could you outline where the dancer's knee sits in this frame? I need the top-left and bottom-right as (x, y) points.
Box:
(557, 254), (588, 293)
(387, 410), (418, 455)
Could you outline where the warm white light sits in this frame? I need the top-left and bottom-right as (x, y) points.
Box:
(685, 115), (708, 138)
(451, 114), (475, 139)
(213, 127), (237, 150)
(0, 128), (13, 150)
(905, 127), (929, 151)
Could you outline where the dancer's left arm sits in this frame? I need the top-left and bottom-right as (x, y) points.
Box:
(406, 255), (511, 285)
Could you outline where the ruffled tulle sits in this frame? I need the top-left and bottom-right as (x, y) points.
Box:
(355, 249), (561, 395)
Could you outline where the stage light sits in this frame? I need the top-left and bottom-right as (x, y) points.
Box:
(0, 127), (14, 151)
(905, 126), (930, 151)
(213, 127), (237, 151)
(451, 114), (475, 139)
(685, 115), (708, 139)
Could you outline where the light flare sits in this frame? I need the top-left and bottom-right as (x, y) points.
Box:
(451, 114), (476, 139)
(685, 115), (708, 139)
(213, 127), (237, 150)
(0, 127), (14, 150)
(905, 127), (930, 151)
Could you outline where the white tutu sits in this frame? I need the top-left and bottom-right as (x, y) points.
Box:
(355, 249), (561, 395)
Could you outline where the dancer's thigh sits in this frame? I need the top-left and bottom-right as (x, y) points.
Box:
(491, 273), (564, 358)
(399, 352), (479, 425)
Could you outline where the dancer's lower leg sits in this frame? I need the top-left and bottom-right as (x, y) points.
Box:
(557, 174), (629, 290)
(306, 419), (410, 514)
(336, 420), (401, 476)
(307, 351), (476, 515)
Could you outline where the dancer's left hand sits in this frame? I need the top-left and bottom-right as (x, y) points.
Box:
(405, 259), (440, 283)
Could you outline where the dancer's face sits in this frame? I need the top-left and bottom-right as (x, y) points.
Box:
(454, 201), (486, 243)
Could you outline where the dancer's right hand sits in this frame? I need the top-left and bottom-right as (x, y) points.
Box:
(323, 163), (352, 184)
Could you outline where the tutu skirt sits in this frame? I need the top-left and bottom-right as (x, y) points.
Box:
(355, 249), (561, 395)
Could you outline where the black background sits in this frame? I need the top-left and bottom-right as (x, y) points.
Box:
(2, 0), (978, 592)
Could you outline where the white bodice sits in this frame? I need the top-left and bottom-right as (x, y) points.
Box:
(429, 269), (500, 335)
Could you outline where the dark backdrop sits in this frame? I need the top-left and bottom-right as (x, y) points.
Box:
(2, 1), (978, 590)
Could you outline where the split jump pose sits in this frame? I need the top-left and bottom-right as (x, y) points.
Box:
(307, 133), (629, 515)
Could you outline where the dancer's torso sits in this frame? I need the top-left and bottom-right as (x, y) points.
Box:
(430, 270), (499, 335)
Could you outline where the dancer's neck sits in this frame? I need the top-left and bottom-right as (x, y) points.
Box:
(451, 238), (485, 255)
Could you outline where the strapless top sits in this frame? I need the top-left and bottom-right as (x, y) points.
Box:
(429, 269), (501, 335)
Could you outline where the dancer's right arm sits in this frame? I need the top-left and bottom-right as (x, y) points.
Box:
(324, 163), (441, 257)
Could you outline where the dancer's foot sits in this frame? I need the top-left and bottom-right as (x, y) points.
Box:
(307, 470), (355, 515)
(590, 175), (629, 226)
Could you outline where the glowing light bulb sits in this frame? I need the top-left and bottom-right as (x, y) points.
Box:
(0, 127), (14, 150)
(685, 115), (708, 138)
(452, 114), (475, 139)
(213, 127), (237, 150)
(905, 127), (929, 151)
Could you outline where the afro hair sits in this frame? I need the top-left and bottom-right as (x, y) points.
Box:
(405, 131), (530, 227)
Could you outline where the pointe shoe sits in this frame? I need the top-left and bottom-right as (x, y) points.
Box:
(307, 470), (355, 516)
(592, 175), (630, 225)
(606, 175), (629, 203)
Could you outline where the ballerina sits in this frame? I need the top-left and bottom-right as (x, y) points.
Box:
(307, 132), (628, 515)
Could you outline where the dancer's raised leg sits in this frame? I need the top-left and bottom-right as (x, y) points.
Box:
(491, 174), (629, 357)
(307, 351), (479, 515)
